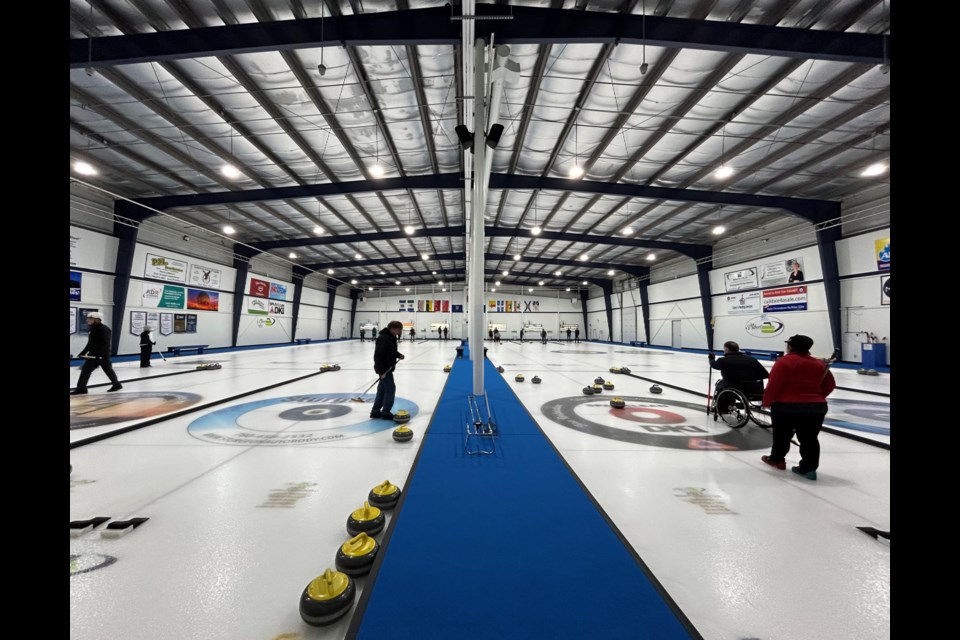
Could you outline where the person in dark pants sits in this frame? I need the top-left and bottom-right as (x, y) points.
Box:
(574, 327), (580, 343)
(566, 327), (572, 342)
(519, 328), (525, 342)
(443, 326), (448, 340)
(761, 335), (836, 480)
(360, 326), (366, 342)
(540, 328), (547, 344)
(409, 327), (416, 341)
(488, 329), (493, 341)
(370, 321), (405, 420)
(72, 312), (122, 394)
(439, 327), (444, 340)
(708, 341), (770, 412)
(139, 326), (156, 367)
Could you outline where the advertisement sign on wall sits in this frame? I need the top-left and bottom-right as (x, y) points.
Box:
(70, 307), (77, 334)
(249, 278), (270, 298)
(78, 308), (99, 334)
(70, 271), (82, 301)
(189, 264), (222, 289)
(744, 315), (785, 338)
(174, 314), (187, 333)
(160, 313), (174, 336)
(142, 283), (185, 309)
(762, 286), (808, 313)
(724, 291), (761, 315)
(129, 311), (147, 335)
(759, 258), (803, 286)
(724, 268), (759, 292)
(875, 237), (890, 271)
(187, 288), (219, 311)
(268, 282), (288, 300)
(881, 276), (890, 305)
(248, 298), (269, 315)
(145, 253), (188, 283)
(186, 314), (198, 332)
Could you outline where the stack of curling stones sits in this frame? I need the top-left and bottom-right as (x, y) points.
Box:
(515, 374), (525, 382)
(496, 365), (505, 373)
(368, 480), (401, 510)
(602, 380), (614, 390)
(319, 363), (341, 372)
(299, 568), (356, 627)
(610, 396), (626, 409)
(334, 532), (379, 577)
(346, 501), (384, 536)
(649, 384), (663, 394)
(443, 364), (452, 372)
(196, 362), (222, 370)
(531, 375), (542, 384)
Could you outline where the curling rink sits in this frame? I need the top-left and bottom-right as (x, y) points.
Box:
(70, 338), (890, 639)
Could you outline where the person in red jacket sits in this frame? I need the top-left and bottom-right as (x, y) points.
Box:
(760, 334), (836, 480)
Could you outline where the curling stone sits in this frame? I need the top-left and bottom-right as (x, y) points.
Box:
(392, 426), (414, 443)
(620, 366), (631, 374)
(497, 365), (505, 373)
(649, 384), (663, 394)
(591, 383), (603, 393)
(515, 374), (525, 382)
(602, 381), (614, 390)
(594, 376), (605, 384)
(335, 532), (379, 577)
(319, 363), (333, 372)
(393, 409), (411, 423)
(299, 568), (356, 626)
(582, 386), (595, 395)
(443, 364), (452, 372)
(531, 375), (542, 384)
(368, 480), (401, 509)
(865, 369), (879, 376)
(609, 366), (622, 374)
(610, 397), (626, 409)
(346, 501), (384, 536)
(332, 364), (341, 371)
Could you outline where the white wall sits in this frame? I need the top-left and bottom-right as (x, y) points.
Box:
(295, 285), (331, 341)
(836, 227), (891, 364)
(330, 292), (354, 339)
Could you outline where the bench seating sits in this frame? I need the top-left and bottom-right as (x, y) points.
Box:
(167, 344), (209, 356)
(742, 349), (782, 361)
(294, 338), (312, 345)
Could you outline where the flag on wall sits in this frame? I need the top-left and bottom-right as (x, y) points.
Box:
(442, 300), (449, 312)
(435, 300), (441, 312)
(418, 300), (424, 312)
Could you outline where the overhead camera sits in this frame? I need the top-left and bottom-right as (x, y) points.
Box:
(318, 63), (327, 76)
(183, 235), (190, 242)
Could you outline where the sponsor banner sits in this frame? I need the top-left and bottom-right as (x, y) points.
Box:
(249, 278), (270, 298)
(744, 315), (785, 338)
(256, 317), (277, 328)
(762, 285), (807, 313)
(269, 301), (286, 316)
(269, 282), (288, 300)
(248, 297), (269, 315)
(399, 299), (407, 312)
(142, 283), (185, 309)
(881, 276), (890, 305)
(70, 270), (82, 301)
(442, 300), (449, 312)
(452, 304), (463, 313)
(146, 312), (160, 332)
(70, 307), (77, 334)
(189, 264), (222, 288)
(759, 258), (802, 286)
(145, 253), (188, 283)
(174, 313), (187, 333)
(875, 237), (890, 271)
(187, 288), (219, 311)
(417, 300), (424, 312)
(724, 291), (761, 315)
(724, 267), (759, 292)
(160, 313), (174, 336)
(186, 314), (198, 332)
(129, 311), (147, 335)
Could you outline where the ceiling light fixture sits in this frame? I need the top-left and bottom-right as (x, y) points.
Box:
(355, 253), (362, 260)
(73, 161), (97, 175)
(327, 269), (334, 274)
(538, 281), (545, 286)
(370, 129), (384, 178)
(623, 227), (633, 235)
(289, 252), (297, 259)
(502, 270), (509, 276)
(712, 225), (726, 235)
(568, 120), (584, 179)
(351, 279), (357, 284)
(221, 164), (241, 179)
(580, 253), (589, 261)
(223, 225), (235, 235)
(313, 226), (324, 235)
(495, 281), (501, 286)
(607, 269), (615, 276)
(582, 281), (588, 285)
(421, 253), (429, 260)
(861, 163), (887, 177)
(646, 253), (656, 261)
(714, 121), (734, 180)
(396, 280), (401, 285)
(531, 190), (542, 235)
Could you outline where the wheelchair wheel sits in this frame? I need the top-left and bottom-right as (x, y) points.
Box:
(749, 404), (772, 428)
(715, 389), (749, 428)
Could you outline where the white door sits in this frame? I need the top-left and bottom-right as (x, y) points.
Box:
(671, 319), (682, 348)
(452, 314), (463, 339)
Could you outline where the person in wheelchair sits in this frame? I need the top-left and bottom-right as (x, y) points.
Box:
(708, 341), (770, 413)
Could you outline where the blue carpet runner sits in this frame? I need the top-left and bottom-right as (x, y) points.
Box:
(350, 357), (699, 639)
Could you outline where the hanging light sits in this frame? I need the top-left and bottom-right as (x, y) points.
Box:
(73, 161), (97, 175)
(568, 120), (583, 178)
(714, 121), (734, 180)
(223, 225), (236, 235)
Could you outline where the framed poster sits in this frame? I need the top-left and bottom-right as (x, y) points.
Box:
(186, 314), (198, 332)
(724, 267), (759, 292)
(189, 264), (222, 288)
(174, 314), (187, 333)
(187, 288), (219, 311)
(881, 276), (890, 305)
(70, 307), (78, 334)
(160, 313), (174, 336)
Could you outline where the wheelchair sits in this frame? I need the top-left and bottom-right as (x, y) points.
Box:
(710, 380), (772, 429)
